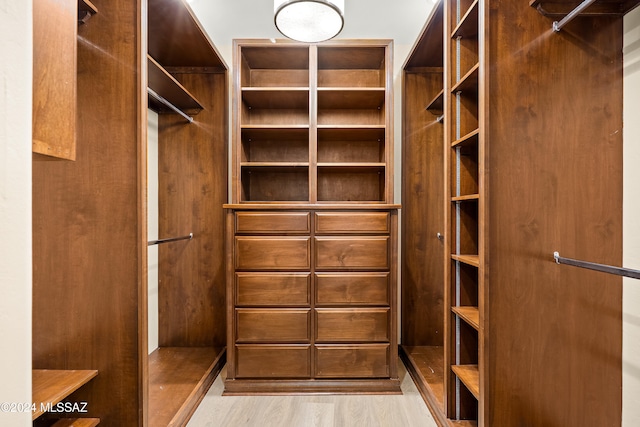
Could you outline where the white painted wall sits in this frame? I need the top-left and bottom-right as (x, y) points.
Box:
(0, 2), (33, 426)
(623, 7), (640, 427)
(148, 110), (159, 354)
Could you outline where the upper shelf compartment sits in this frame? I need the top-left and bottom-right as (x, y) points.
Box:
(403, 1), (444, 71)
(530, 0), (640, 16)
(240, 45), (310, 88)
(452, 0), (478, 38)
(148, 55), (204, 114)
(148, 0), (227, 71)
(318, 45), (387, 88)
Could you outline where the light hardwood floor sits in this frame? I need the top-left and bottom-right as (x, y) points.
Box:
(187, 361), (437, 427)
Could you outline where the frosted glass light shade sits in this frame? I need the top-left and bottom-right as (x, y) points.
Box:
(274, 0), (344, 43)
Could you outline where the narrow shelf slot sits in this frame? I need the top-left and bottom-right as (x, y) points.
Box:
(452, 254), (480, 268)
(242, 88), (309, 109)
(148, 55), (204, 114)
(425, 89), (444, 114)
(318, 88), (386, 109)
(32, 369), (98, 420)
(452, 128), (480, 148)
(451, 0), (479, 39)
(452, 306), (480, 330)
(452, 194), (480, 202)
(52, 419), (100, 427)
(452, 63), (479, 94)
(451, 365), (480, 400)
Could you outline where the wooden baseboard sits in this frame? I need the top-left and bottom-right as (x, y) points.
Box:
(223, 377), (401, 396)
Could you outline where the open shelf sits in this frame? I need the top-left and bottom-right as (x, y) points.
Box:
(452, 194), (480, 202)
(318, 46), (386, 88)
(148, 55), (204, 114)
(318, 88), (386, 109)
(52, 419), (100, 427)
(425, 89), (444, 114)
(452, 0), (479, 39)
(240, 46), (309, 88)
(242, 162), (309, 167)
(400, 346), (447, 424)
(451, 254), (480, 268)
(452, 128), (479, 148)
(241, 166), (309, 202)
(32, 369), (98, 420)
(452, 63), (479, 94)
(452, 306), (480, 330)
(318, 166), (386, 202)
(242, 88), (309, 109)
(452, 364), (480, 400)
(149, 347), (224, 427)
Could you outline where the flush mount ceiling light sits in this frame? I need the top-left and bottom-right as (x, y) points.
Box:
(274, 0), (345, 43)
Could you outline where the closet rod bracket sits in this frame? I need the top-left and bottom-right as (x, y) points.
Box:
(552, 0), (596, 32)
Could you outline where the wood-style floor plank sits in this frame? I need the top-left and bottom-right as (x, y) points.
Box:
(187, 361), (437, 426)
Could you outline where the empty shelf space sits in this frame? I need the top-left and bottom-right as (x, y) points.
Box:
(452, 194), (479, 202)
(242, 125), (310, 131)
(452, 128), (480, 148)
(148, 56), (204, 114)
(241, 162), (309, 168)
(452, 0), (479, 39)
(425, 89), (444, 114)
(452, 306), (480, 330)
(318, 162), (386, 168)
(451, 63), (479, 94)
(451, 254), (480, 267)
(149, 347), (224, 427)
(451, 364), (480, 400)
(318, 88), (386, 109)
(400, 346), (445, 410)
(52, 418), (100, 427)
(32, 369), (98, 420)
(242, 88), (309, 109)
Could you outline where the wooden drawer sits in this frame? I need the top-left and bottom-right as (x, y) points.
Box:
(316, 273), (389, 306)
(236, 345), (311, 378)
(315, 308), (389, 342)
(235, 236), (310, 270)
(315, 212), (389, 234)
(236, 309), (310, 343)
(236, 273), (310, 306)
(315, 236), (389, 270)
(236, 212), (310, 234)
(315, 345), (390, 378)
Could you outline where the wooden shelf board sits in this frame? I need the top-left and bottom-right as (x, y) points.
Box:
(452, 128), (480, 148)
(52, 418), (100, 427)
(530, 0), (640, 16)
(148, 0), (226, 69)
(241, 45), (310, 70)
(451, 365), (480, 400)
(242, 125), (310, 130)
(149, 346), (225, 427)
(32, 370), (98, 420)
(452, 306), (480, 330)
(317, 124), (386, 130)
(148, 55), (204, 114)
(317, 45), (387, 70)
(451, 63), (479, 94)
(452, 194), (479, 202)
(425, 89), (445, 114)
(452, 0), (479, 39)
(242, 127), (309, 140)
(242, 88), (309, 109)
(451, 254), (480, 268)
(317, 162), (386, 168)
(318, 88), (386, 109)
(241, 162), (309, 168)
(317, 126), (385, 141)
(399, 346), (445, 407)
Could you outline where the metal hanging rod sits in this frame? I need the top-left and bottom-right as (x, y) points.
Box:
(436, 114), (445, 123)
(553, 251), (640, 280)
(552, 0), (597, 32)
(148, 233), (193, 246)
(147, 87), (194, 123)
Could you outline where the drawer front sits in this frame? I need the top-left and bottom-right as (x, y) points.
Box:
(236, 345), (311, 378)
(315, 308), (389, 342)
(315, 212), (389, 234)
(315, 236), (389, 270)
(235, 236), (310, 270)
(236, 212), (310, 234)
(236, 273), (310, 306)
(316, 273), (389, 306)
(315, 345), (390, 378)
(236, 309), (310, 343)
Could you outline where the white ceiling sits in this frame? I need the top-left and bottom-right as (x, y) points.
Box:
(188, 0), (437, 67)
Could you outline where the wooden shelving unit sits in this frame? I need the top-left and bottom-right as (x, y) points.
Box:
(226, 39), (399, 395)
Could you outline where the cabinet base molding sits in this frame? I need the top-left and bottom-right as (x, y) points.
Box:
(222, 378), (401, 395)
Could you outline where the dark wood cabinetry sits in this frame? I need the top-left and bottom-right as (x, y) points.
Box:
(402, 0), (635, 426)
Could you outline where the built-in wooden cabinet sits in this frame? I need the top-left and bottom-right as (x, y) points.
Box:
(226, 39), (399, 395)
(402, 0), (635, 426)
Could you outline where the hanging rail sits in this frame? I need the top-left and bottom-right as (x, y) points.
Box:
(148, 233), (193, 246)
(553, 251), (640, 279)
(552, 0), (597, 32)
(147, 87), (194, 123)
